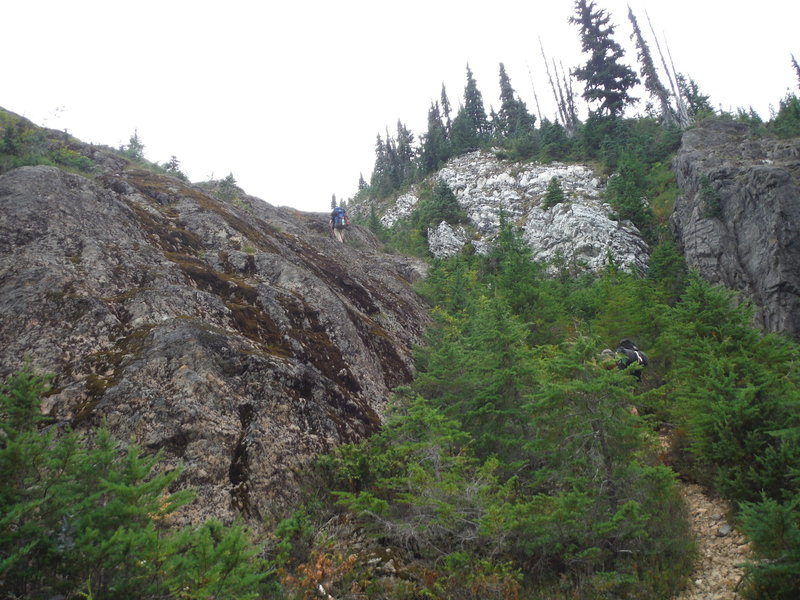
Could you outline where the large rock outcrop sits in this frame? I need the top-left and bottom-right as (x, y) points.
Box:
(0, 127), (429, 524)
(671, 119), (800, 336)
(361, 151), (649, 273)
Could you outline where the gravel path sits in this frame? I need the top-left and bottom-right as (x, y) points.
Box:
(671, 481), (752, 600)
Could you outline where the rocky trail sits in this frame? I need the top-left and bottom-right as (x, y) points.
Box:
(672, 482), (752, 600)
(663, 429), (752, 600)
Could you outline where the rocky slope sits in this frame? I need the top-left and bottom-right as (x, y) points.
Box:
(0, 119), (429, 524)
(672, 119), (800, 337)
(362, 151), (649, 274)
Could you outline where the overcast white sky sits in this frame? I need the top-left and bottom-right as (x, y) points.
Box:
(4, 1), (798, 212)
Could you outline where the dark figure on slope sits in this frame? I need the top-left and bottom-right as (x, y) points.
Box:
(616, 338), (648, 381)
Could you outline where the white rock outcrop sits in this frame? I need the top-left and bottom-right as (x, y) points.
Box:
(410, 151), (648, 272)
(427, 222), (469, 257)
(524, 203), (649, 274)
(380, 192), (418, 228)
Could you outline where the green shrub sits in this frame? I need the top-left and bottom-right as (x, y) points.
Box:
(699, 174), (722, 218)
(542, 176), (566, 209)
(0, 111), (95, 175)
(770, 94), (800, 139)
(0, 368), (278, 599)
(738, 496), (800, 599)
(660, 276), (800, 503)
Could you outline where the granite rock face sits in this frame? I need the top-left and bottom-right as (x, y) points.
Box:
(369, 151), (648, 273)
(671, 119), (800, 336)
(0, 148), (429, 524)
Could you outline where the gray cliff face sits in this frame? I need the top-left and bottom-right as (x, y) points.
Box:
(671, 120), (800, 336)
(0, 160), (429, 524)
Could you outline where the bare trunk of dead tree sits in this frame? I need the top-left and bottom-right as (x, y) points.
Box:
(646, 11), (691, 128)
(558, 60), (578, 136)
(527, 64), (544, 124)
(540, 37), (576, 138)
(629, 7), (678, 128)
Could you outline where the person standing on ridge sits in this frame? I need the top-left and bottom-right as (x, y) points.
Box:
(330, 205), (349, 243)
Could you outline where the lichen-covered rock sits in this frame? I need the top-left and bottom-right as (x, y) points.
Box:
(671, 119), (800, 337)
(0, 159), (429, 524)
(363, 151), (648, 272)
(380, 192), (419, 228)
(427, 222), (469, 259)
(437, 152), (604, 238)
(524, 202), (649, 274)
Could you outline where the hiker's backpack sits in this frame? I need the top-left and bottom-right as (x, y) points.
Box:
(616, 339), (648, 379)
(333, 206), (346, 228)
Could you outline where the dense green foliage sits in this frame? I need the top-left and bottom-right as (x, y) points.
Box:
(275, 226), (688, 598)
(770, 94), (800, 139)
(3, 2), (799, 595)
(0, 111), (95, 175)
(275, 214), (800, 598)
(0, 369), (278, 599)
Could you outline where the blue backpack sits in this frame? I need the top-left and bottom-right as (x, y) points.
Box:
(332, 206), (346, 228)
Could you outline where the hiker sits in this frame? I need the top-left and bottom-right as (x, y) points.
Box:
(615, 338), (648, 381)
(330, 205), (348, 243)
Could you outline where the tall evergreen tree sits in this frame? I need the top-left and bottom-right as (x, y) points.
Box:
(463, 64), (490, 139)
(440, 83), (453, 133)
(370, 133), (388, 197)
(677, 74), (714, 118)
(497, 63), (536, 139)
(628, 7), (676, 127)
(420, 101), (450, 175)
(396, 120), (416, 185)
(450, 107), (479, 154)
(570, 0), (639, 118)
(383, 127), (402, 191)
(792, 54), (800, 90)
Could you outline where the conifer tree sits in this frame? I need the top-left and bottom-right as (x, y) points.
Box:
(395, 120), (416, 185)
(556, 59), (579, 135)
(415, 293), (536, 463)
(540, 38), (577, 136)
(420, 101), (450, 174)
(570, 0), (639, 118)
(440, 83), (453, 132)
(121, 129), (145, 161)
(450, 107), (479, 154)
(792, 54), (800, 89)
(384, 127), (400, 189)
(661, 276), (800, 505)
(462, 64), (490, 140)
(497, 63), (535, 139)
(542, 176), (566, 209)
(370, 132), (399, 198)
(677, 74), (714, 118)
(370, 133), (387, 196)
(0, 369), (274, 599)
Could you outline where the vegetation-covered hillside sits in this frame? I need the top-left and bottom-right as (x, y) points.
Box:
(3, 1), (800, 599)
(274, 3), (800, 599)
